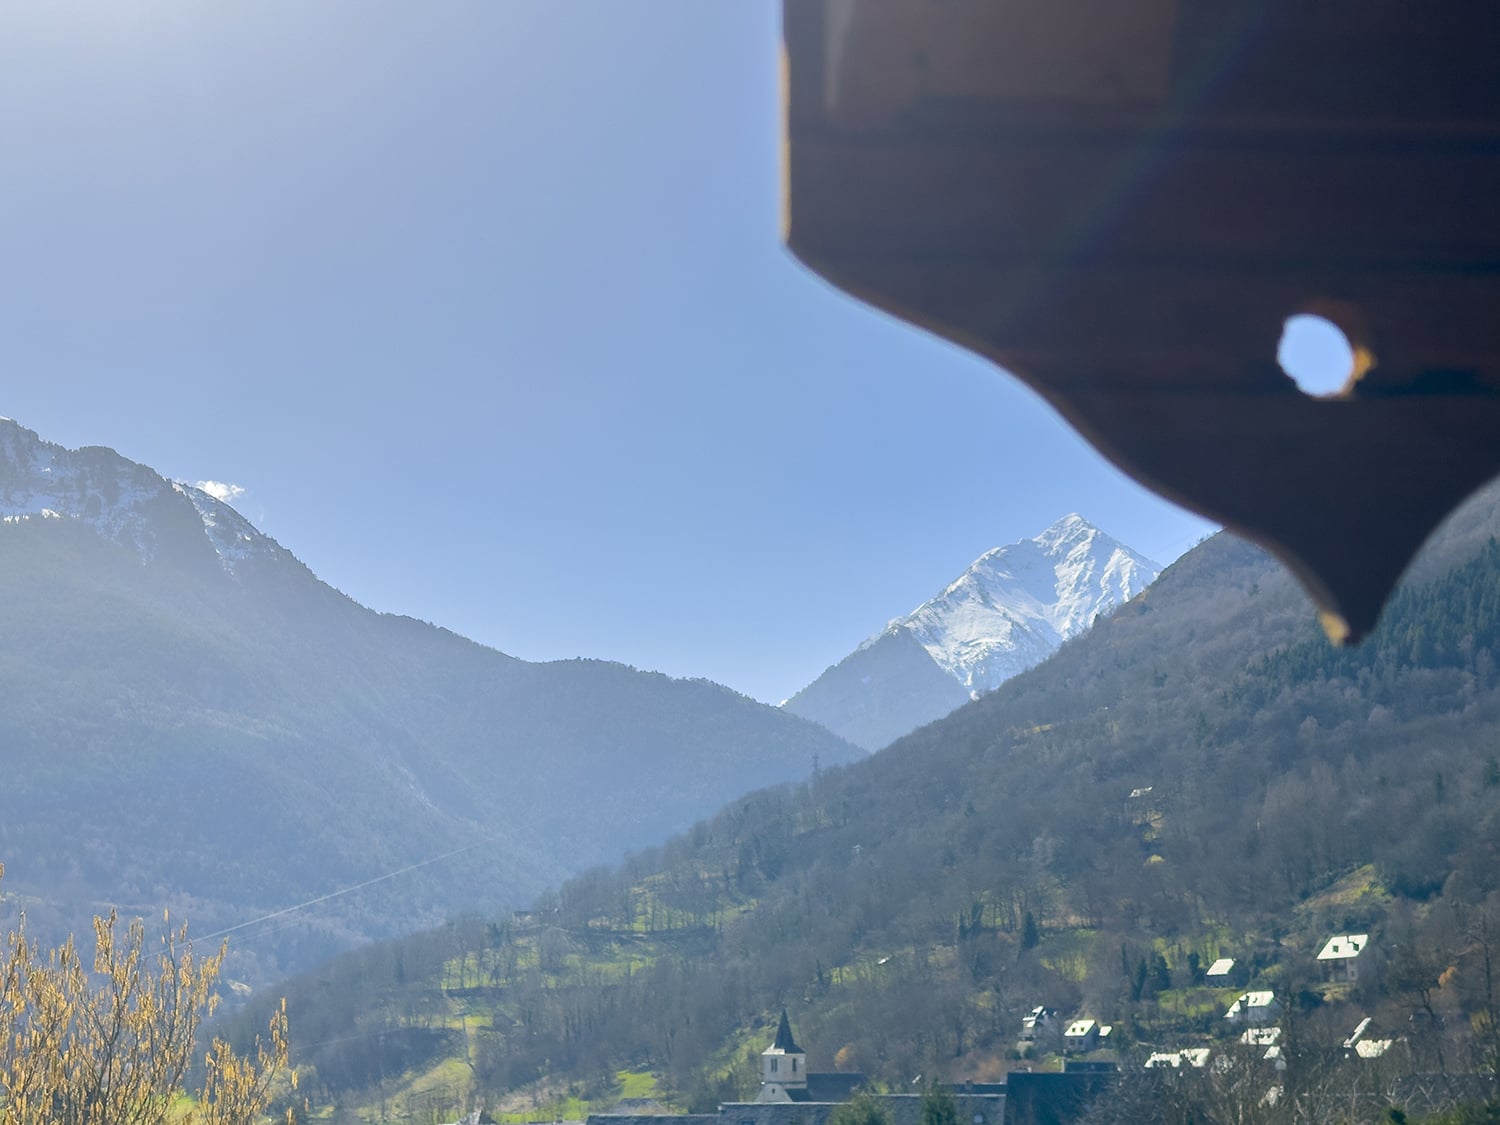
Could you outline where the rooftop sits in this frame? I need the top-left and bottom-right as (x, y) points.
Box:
(1225, 992), (1279, 1020)
(1145, 1048), (1211, 1069)
(1318, 934), (1370, 961)
(768, 1010), (803, 1055)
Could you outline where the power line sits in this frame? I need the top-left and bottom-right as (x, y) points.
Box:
(197, 844), (478, 944)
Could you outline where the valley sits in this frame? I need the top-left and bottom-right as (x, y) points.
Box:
(0, 419), (862, 983)
(213, 481), (1500, 1122)
(10, 421), (1500, 1122)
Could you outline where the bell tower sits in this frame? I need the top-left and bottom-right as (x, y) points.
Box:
(758, 1010), (807, 1101)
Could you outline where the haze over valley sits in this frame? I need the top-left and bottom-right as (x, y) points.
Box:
(0, 418), (862, 980)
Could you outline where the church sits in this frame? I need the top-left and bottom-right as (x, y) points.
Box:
(754, 1010), (863, 1104)
(585, 1012), (1024, 1125)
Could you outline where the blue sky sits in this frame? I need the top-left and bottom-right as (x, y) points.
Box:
(0, 2), (1229, 704)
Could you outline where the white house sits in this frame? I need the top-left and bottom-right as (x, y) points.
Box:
(1342, 1015), (1397, 1059)
(1205, 957), (1235, 981)
(1317, 934), (1370, 983)
(1145, 1048), (1211, 1069)
(1020, 1005), (1063, 1049)
(1063, 1019), (1100, 1053)
(1225, 991), (1281, 1027)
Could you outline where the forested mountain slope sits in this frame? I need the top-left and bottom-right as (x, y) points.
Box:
(0, 420), (861, 981)
(236, 482), (1500, 1121)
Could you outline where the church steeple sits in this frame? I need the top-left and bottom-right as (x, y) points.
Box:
(759, 1009), (808, 1100)
(772, 1009), (802, 1054)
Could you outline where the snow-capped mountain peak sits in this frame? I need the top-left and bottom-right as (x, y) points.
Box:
(885, 515), (1160, 697)
(1032, 511), (1093, 551)
(785, 516), (1162, 749)
(0, 417), (281, 573)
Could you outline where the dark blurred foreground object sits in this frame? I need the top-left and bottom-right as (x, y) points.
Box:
(782, 0), (1500, 644)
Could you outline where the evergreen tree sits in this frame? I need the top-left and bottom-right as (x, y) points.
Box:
(1021, 912), (1040, 951)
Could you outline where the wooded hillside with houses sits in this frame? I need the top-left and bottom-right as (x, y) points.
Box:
(225, 496), (1500, 1123)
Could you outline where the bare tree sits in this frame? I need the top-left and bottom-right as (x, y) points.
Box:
(0, 866), (293, 1125)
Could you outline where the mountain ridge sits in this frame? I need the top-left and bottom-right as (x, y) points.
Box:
(0, 418), (862, 981)
(784, 514), (1160, 748)
(0, 417), (289, 573)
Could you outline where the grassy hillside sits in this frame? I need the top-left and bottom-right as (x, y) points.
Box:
(227, 484), (1500, 1121)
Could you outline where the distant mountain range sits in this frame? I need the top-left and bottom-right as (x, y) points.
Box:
(783, 515), (1160, 749)
(0, 418), (861, 979)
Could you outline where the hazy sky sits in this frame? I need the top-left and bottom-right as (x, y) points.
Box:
(0, 3), (1240, 704)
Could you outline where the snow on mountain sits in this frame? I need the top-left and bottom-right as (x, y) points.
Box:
(900, 513), (1159, 697)
(0, 417), (280, 572)
(173, 481), (275, 567)
(784, 515), (1161, 750)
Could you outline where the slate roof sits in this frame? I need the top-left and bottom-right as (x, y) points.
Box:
(719, 1103), (835, 1125)
(805, 1075), (862, 1102)
(719, 1093), (1006, 1125)
(1061, 1063), (1115, 1075)
(771, 1010), (803, 1054)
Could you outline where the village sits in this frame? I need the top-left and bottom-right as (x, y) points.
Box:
(563, 930), (1483, 1125)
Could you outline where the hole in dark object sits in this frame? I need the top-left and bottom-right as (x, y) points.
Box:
(1278, 314), (1356, 396)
